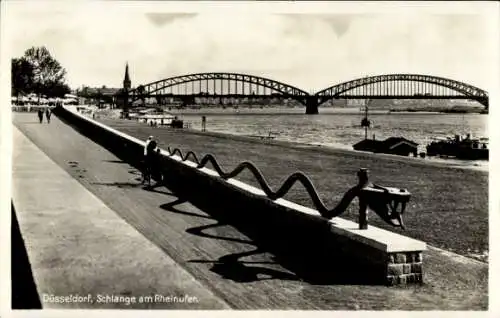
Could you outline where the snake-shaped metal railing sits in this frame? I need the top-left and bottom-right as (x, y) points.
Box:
(166, 146), (361, 219)
(167, 147), (200, 163)
(164, 146), (411, 230)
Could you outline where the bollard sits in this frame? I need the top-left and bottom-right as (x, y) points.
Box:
(358, 199), (368, 230)
(354, 168), (411, 230)
(319, 167), (409, 231)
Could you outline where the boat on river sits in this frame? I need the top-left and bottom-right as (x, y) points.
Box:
(352, 102), (419, 157)
(426, 134), (488, 160)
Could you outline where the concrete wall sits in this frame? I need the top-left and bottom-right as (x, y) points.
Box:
(54, 106), (425, 286)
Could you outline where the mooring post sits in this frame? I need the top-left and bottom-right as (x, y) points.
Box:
(358, 198), (368, 230)
(357, 168), (369, 230)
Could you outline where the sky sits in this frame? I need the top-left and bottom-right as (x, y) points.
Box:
(2, 1), (499, 93)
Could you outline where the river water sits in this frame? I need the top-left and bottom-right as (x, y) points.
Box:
(171, 107), (488, 170)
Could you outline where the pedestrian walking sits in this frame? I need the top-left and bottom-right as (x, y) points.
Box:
(151, 148), (163, 185)
(37, 109), (44, 123)
(45, 107), (52, 123)
(144, 136), (153, 157)
(142, 136), (157, 185)
(201, 115), (206, 132)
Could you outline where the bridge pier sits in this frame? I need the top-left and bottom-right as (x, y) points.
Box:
(479, 97), (488, 111)
(305, 96), (319, 115)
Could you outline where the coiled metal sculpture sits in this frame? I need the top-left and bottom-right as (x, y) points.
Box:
(166, 147), (410, 230)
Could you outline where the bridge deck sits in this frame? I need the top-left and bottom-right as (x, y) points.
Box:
(12, 112), (487, 310)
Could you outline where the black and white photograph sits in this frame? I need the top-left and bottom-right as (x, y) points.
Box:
(0, 0), (498, 315)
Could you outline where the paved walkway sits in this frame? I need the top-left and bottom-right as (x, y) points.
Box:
(12, 124), (229, 309)
(12, 112), (488, 310)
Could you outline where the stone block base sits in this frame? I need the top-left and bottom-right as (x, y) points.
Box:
(387, 252), (424, 286)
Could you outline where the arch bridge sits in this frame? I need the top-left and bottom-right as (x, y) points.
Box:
(125, 73), (488, 114)
(312, 74), (488, 114)
(128, 72), (310, 107)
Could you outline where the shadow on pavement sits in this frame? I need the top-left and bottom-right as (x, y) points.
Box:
(11, 201), (42, 309)
(160, 200), (299, 283)
(190, 248), (298, 283)
(160, 196), (380, 286)
(103, 160), (129, 164)
(160, 199), (212, 220)
(91, 181), (145, 189)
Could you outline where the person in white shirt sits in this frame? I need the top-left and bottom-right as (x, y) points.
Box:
(144, 136), (153, 156)
(142, 136), (154, 184)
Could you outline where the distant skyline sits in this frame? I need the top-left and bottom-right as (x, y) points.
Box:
(2, 1), (499, 93)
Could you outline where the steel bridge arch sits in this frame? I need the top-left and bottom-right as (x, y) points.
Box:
(314, 74), (489, 107)
(129, 72), (310, 103)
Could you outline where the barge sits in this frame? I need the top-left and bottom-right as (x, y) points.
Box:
(426, 134), (488, 160)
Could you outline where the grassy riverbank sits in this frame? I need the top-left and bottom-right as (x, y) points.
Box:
(99, 118), (489, 262)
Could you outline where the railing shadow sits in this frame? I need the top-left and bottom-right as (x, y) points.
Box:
(159, 195), (381, 286)
(143, 187), (175, 196)
(103, 160), (129, 164)
(160, 200), (299, 283)
(90, 181), (174, 196)
(90, 181), (145, 189)
(190, 248), (298, 283)
(160, 199), (214, 220)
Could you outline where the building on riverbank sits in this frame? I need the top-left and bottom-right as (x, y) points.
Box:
(353, 137), (418, 157)
(76, 86), (121, 107)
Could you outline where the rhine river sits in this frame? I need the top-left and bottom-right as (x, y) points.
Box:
(171, 107), (488, 170)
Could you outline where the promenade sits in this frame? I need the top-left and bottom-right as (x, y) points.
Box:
(12, 112), (487, 310)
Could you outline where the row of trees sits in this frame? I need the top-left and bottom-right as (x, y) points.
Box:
(11, 46), (71, 99)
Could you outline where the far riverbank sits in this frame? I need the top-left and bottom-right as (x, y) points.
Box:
(95, 107), (488, 171)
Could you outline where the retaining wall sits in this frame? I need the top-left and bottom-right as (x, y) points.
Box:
(54, 105), (426, 286)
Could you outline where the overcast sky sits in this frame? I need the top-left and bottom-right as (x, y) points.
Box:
(2, 1), (498, 92)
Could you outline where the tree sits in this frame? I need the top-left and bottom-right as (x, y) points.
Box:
(81, 86), (90, 98)
(43, 80), (71, 98)
(137, 85), (146, 105)
(11, 57), (34, 97)
(23, 46), (67, 99)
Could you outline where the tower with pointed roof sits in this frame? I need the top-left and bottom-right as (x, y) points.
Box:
(123, 62), (131, 90)
(121, 62), (131, 117)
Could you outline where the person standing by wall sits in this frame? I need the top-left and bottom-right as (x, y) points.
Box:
(144, 137), (158, 186)
(142, 136), (156, 185)
(141, 136), (152, 184)
(151, 148), (163, 186)
(144, 136), (152, 156)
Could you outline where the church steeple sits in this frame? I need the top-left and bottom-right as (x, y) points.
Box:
(123, 62), (131, 90)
